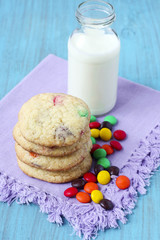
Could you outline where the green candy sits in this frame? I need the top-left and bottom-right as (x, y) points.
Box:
(91, 136), (96, 145)
(97, 158), (110, 169)
(78, 109), (88, 117)
(104, 115), (117, 125)
(93, 148), (107, 160)
(90, 115), (96, 123)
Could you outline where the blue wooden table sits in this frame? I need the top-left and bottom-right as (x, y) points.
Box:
(0, 0), (160, 239)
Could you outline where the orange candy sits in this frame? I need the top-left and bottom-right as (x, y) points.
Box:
(30, 152), (38, 158)
(76, 192), (91, 203)
(102, 144), (114, 155)
(116, 175), (130, 190)
(84, 182), (99, 194)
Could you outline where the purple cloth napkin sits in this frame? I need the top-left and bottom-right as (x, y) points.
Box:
(1, 54), (160, 239)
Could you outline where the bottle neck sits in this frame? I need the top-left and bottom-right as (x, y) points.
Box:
(76, 0), (115, 28)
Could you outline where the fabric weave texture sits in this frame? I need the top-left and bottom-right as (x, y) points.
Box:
(0, 55), (160, 239)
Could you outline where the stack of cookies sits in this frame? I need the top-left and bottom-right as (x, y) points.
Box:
(13, 93), (92, 183)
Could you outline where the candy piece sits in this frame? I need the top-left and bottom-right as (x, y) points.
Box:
(84, 182), (99, 194)
(83, 172), (97, 183)
(110, 140), (122, 150)
(97, 158), (110, 169)
(99, 121), (112, 131)
(53, 95), (63, 106)
(78, 109), (88, 117)
(76, 192), (91, 203)
(90, 129), (100, 138)
(80, 130), (84, 135)
(93, 148), (107, 160)
(90, 115), (97, 123)
(55, 126), (73, 140)
(113, 130), (127, 140)
(91, 190), (103, 203)
(91, 136), (96, 145)
(64, 187), (78, 197)
(116, 175), (130, 189)
(32, 163), (41, 168)
(91, 144), (101, 154)
(100, 128), (112, 141)
(71, 178), (86, 189)
(97, 170), (111, 185)
(104, 115), (117, 125)
(30, 152), (38, 158)
(94, 164), (105, 175)
(100, 199), (114, 210)
(107, 166), (119, 176)
(102, 144), (114, 155)
(89, 122), (101, 129)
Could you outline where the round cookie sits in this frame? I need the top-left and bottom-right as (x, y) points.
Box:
(18, 93), (90, 147)
(13, 123), (91, 157)
(15, 140), (92, 171)
(17, 154), (92, 183)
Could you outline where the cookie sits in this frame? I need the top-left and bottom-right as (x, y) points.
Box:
(18, 93), (90, 147)
(15, 140), (92, 171)
(13, 123), (91, 157)
(17, 154), (92, 183)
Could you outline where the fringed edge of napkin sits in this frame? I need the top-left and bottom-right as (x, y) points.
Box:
(0, 124), (160, 240)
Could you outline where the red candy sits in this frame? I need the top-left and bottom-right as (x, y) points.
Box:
(83, 172), (97, 183)
(53, 95), (63, 106)
(64, 187), (78, 197)
(89, 122), (101, 129)
(102, 144), (114, 155)
(116, 175), (130, 189)
(80, 130), (84, 135)
(110, 140), (122, 151)
(91, 144), (101, 154)
(113, 130), (126, 141)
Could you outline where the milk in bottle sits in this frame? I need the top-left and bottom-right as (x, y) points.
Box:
(68, 1), (120, 115)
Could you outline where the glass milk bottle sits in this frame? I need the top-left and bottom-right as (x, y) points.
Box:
(68, 0), (120, 115)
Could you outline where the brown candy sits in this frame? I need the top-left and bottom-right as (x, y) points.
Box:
(71, 178), (86, 189)
(94, 164), (105, 175)
(99, 121), (112, 131)
(100, 199), (114, 210)
(107, 166), (119, 176)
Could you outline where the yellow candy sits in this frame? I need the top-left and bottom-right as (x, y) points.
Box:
(90, 128), (100, 138)
(100, 128), (112, 141)
(97, 170), (111, 185)
(91, 190), (103, 204)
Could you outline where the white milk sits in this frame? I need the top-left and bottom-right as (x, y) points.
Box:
(68, 28), (120, 115)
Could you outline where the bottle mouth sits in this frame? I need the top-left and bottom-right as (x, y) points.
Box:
(76, 0), (115, 27)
